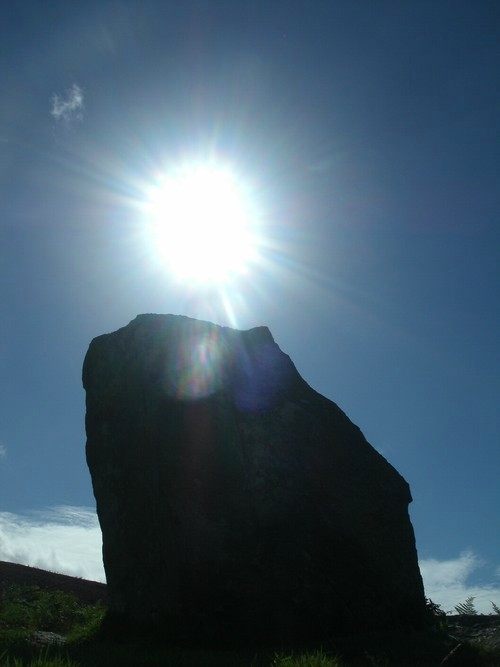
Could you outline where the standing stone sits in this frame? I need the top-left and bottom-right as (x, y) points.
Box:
(83, 314), (427, 643)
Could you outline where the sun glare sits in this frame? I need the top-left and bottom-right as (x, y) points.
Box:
(147, 163), (258, 284)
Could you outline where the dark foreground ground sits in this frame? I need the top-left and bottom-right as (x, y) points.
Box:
(0, 560), (107, 605)
(1, 560), (499, 666)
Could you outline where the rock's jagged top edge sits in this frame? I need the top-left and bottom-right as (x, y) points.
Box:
(124, 313), (275, 342)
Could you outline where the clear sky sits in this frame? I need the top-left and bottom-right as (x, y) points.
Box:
(1, 1), (499, 614)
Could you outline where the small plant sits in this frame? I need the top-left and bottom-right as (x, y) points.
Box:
(425, 597), (446, 617)
(454, 596), (478, 615)
(0, 655), (78, 667)
(272, 650), (341, 666)
(64, 601), (105, 643)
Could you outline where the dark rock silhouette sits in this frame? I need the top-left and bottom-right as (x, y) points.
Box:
(83, 314), (427, 643)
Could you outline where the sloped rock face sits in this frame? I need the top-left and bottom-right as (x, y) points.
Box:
(83, 314), (427, 643)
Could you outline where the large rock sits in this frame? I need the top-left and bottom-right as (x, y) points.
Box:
(83, 314), (427, 643)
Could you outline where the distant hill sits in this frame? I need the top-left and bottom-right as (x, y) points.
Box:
(0, 560), (107, 606)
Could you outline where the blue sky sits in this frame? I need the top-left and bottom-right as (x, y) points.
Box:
(1, 1), (499, 613)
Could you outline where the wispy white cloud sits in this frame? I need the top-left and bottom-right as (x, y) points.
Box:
(420, 550), (500, 614)
(51, 83), (84, 123)
(0, 506), (104, 582)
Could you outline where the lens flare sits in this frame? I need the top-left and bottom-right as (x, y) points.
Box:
(165, 328), (227, 400)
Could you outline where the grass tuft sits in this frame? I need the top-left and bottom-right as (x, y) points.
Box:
(272, 650), (341, 666)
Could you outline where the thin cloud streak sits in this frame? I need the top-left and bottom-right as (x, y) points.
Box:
(1, 507), (499, 612)
(51, 83), (84, 123)
(0, 444), (6, 458)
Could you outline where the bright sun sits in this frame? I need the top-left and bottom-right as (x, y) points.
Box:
(147, 163), (258, 284)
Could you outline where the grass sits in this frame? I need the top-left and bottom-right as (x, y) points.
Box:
(0, 654), (78, 667)
(1, 584), (500, 667)
(272, 651), (341, 666)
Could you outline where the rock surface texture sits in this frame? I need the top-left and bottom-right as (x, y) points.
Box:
(83, 314), (427, 643)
